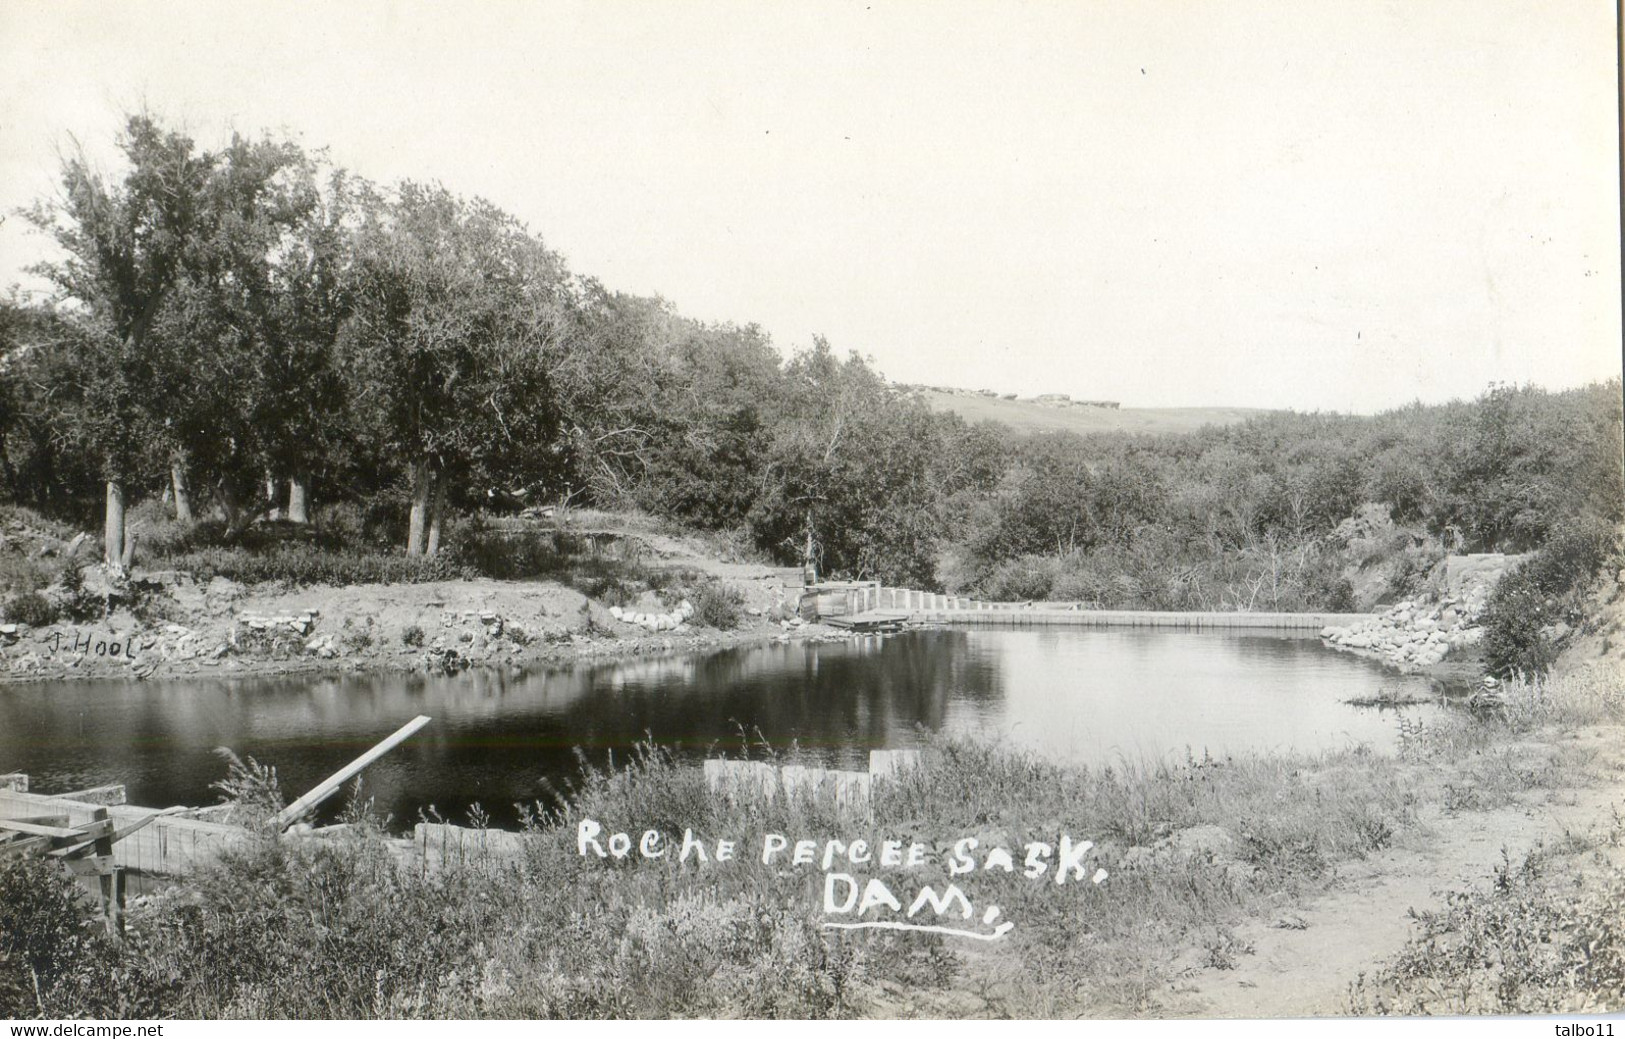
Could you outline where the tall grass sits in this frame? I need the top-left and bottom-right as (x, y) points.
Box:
(5, 668), (1621, 1019)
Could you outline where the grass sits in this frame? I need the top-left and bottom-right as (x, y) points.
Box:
(1348, 827), (1625, 1015)
(3, 672), (1621, 1019)
(1344, 687), (1433, 708)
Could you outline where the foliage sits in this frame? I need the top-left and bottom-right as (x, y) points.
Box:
(2, 590), (59, 627)
(0, 857), (123, 1018)
(1, 112), (1619, 607)
(1483, 517), (1621, 679)
(1350, 843), (1625, 1015)
(157, 545), (470, 587)
(690, 580), (744, 630)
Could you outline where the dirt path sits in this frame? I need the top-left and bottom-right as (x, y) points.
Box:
(1173, 728), (1625, 1018)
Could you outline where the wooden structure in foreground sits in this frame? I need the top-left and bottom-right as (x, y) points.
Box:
(0, 784), (248, 878)
(0, 715), (435, 900)
(0, 780), (241, 934)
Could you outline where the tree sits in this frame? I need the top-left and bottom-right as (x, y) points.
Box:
(145, 130), (317, 535)
(341, 183), (567, 555)
(24, 114), (216, 563)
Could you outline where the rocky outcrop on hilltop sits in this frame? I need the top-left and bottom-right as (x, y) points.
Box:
(1321, 552), (1526, 672)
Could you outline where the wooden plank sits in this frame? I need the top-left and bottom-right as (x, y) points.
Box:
(0, 834), (52, 858)
(0, 788), (249, 875)
(270, 715), (432, 830)
(54, 784), (127, 806)
(52, 807), (183, 859)
(1, 813), (69, 828)
(0, 817), (109, 840)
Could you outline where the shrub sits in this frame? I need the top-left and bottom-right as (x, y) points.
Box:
(2, 590), (59, 627)
(692, 581), (744, 630)
(1482, 517), (1618, 679)
(0, 857), (119, 1018)
(983, 555), (1057, 601)
(155, 546), (471, 587)
(400, 624), (425, 647)
(56, 565), (104, 623)
(1481, 568), (1559, 680)
(0, 554), (59, 597)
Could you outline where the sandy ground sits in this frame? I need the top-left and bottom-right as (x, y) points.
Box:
(1171, 727), (1625, 1018)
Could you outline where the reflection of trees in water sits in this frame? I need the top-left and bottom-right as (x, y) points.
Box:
(0, 631), (1008, 830)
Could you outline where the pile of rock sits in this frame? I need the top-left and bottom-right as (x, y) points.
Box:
(1321, 552), (1523, 672)
(1321, 597), (1483, 670)
(608, 600), (694, 632)
(236, 609), (319, 636)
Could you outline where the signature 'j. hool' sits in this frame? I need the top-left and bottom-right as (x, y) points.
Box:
(44, 630), (138, 661)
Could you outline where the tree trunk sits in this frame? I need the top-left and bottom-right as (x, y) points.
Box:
(170, 458), (193, 523)
(265, 475), (281, 521)
(217, 478), (253, 538)
(287, 475), (311, 524)
(426, 473), (448, 557)
(104, 480), (126, 566)
(406, 458), (431, 556)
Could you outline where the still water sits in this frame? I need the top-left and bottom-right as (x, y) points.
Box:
(0, 627), (1435, 828)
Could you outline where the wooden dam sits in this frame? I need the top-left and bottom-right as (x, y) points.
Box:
(803, 580), (1373, 631)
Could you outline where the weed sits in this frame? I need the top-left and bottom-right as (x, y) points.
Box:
(691, 580), (744, 630)
(2, 590), (58, 627)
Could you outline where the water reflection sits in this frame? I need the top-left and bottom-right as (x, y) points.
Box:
(0, 628), (1430, 829)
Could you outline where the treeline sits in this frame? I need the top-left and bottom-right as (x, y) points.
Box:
(0, 113), (993, 585)
(1, 114), (1620, 607)
(944, 382), (1624, 610)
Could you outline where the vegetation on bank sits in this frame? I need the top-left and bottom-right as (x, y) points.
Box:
(1, 112), (1620, 622)
(3, 667), (1620, 1019)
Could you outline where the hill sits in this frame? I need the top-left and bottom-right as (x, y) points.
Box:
(915, 389), (1273, 436)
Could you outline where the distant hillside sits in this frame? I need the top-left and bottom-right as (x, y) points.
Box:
(913, 388), (1273, 436)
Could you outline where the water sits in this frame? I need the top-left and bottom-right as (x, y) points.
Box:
(0, 627), (1436, 828)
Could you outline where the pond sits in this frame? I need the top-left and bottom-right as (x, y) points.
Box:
(0, 627), (1437, 829)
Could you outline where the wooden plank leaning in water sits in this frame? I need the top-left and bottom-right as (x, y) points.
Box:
(270, 715), (433, 831)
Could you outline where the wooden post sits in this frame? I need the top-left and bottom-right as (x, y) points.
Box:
(270, 716), (432, 830)
(91, 807), (119, 936)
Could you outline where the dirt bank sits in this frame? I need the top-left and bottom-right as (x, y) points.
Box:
(0, 563), (836, 685)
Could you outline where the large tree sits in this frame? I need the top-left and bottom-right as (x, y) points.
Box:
(24, 115), (217, 564)
(342, 183), (568, 555)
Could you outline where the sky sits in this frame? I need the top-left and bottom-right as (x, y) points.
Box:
(0, 0), (1619, 412)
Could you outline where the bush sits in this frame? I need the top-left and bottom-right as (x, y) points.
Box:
(1482, 518), (1620, 680)
(2, 590), (59, 627)
(56, 565), (104, 623)
(400, 624), (424, 647)
(692, 581), (744, 630)
(1481, 568), (1560, 680)
(983, 555), (1057, 601)
(0, 857), (119, 1018)
(156, 545), (471, 587)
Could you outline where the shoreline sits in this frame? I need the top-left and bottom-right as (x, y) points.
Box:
(0, 581), (1471, 688)
(0, 574), (1480, 688)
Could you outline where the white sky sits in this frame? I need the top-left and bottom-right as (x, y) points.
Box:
(0, 0), (1619, 412)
